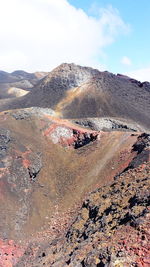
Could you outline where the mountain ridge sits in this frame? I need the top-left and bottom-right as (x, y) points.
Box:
(0, 63), (149, 131)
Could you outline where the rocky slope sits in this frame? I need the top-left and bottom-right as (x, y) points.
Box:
(16, 134), (150, 267)
(0, 64), (149, 131)
(71, 117), (145, 132)
(0, 107), (149, 266)
(0, 63), (149, 267)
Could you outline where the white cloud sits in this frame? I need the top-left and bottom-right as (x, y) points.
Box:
(121, 56), (132, 66)
(125, 67), (150, 82)
(0, 0), (128, 72)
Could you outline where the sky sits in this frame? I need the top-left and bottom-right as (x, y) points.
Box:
(0, 0), (150, 81)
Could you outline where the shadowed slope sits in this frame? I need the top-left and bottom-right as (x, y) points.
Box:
(55, 73), (150, 131)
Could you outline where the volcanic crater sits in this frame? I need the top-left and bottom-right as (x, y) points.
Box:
(0, 63), (149, 267)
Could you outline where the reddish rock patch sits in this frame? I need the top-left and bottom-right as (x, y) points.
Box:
(0, 239), (25, 267)
(43, 122), (99, 148)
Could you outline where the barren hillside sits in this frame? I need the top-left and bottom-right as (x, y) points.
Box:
(0, 63), (149, 267)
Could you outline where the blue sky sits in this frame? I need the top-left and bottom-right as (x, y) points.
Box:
(68, 0), (150, 78)
(0, 0), (150, 81)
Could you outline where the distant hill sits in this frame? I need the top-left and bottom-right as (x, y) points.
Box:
(0, 70), (48, 99)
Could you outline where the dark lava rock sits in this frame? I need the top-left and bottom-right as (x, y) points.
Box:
(12, 110), (31, 120)
(0, 127), (42, 240)
(0, 128), (11, 150)
(27, 152), (42, 181)
(72, 118), (138, 132)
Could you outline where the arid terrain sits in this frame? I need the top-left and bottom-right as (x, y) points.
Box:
(0, 64), (149, 267)
(0, 64), (150, 130)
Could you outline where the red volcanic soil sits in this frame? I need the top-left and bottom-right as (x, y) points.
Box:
(43, 114), (99, 148)
(0, 239), (25, 267)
